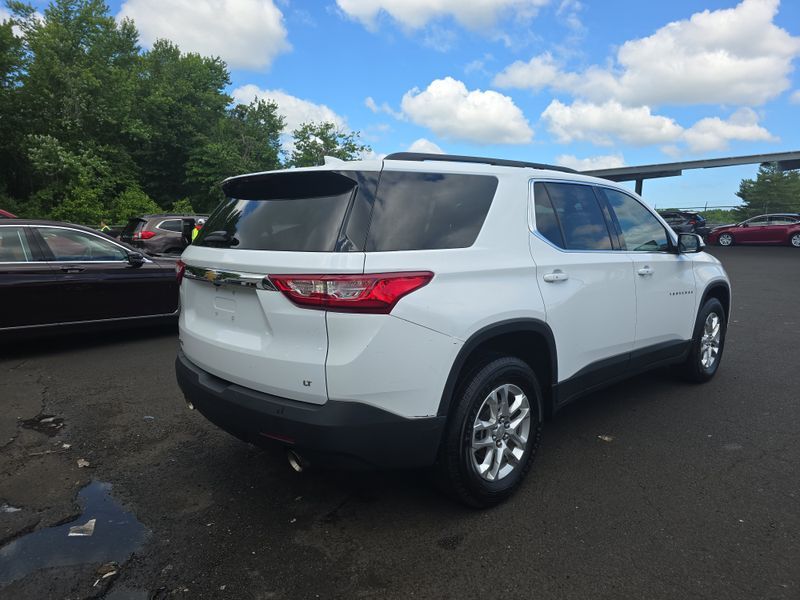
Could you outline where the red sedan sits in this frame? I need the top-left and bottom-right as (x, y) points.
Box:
(708, 213), (800, 248)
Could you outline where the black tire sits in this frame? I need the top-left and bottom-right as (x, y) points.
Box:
(435, 356), (543, 508)
(676, 298), (726, 383)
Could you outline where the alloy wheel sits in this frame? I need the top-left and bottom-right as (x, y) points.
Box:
(718, 234), (733, 246)
(791, 233), (800, 248)
(700, 312), (722, 369)
(470, 384), (531, 482)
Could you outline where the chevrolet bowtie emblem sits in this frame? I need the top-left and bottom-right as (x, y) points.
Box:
(205, 270), (220, 283)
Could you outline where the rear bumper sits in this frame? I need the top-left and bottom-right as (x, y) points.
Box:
(175, 351), (445, 469)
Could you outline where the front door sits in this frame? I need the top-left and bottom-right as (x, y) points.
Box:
(31, 225), (171, 322)
(598, 188), (696, 363)
(736, 216), (771, 243)
(529, 181), (636, 383)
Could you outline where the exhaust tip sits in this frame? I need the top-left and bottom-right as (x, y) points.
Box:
(287, 449), (305, 473)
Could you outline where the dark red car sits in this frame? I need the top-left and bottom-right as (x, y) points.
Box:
(0, 209), (17, 218)
(707, 213), (800, 248)
(0, 220), (179, 336)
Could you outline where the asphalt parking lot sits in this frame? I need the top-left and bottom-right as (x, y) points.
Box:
(1, 246), (798, 599)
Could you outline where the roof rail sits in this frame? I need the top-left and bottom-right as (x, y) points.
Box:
(384, 152), (577, 173)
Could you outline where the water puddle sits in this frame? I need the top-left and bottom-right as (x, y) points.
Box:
(20, 414), (64, 436)
(0, 481), (149, 587)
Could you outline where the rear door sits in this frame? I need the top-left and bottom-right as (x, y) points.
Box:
(0, 225), (61, 329)
(179, 170), (376, 404)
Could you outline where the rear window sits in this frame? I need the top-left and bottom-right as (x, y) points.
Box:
(198, 171), (360, 252)
(366, 171), (497, 251)
(121, 218), (145, 238)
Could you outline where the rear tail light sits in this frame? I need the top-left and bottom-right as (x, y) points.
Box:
(175, 259), (185, 284)
(134, 230), (156, 240)
(269, 272), (433, 314)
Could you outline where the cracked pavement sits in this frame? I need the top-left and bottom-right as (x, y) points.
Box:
(0, 246), (798, 599)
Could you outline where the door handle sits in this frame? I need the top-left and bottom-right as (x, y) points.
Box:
(543, 270), (569, 283)
(637, 266), (654, 277)
(60, 265), (85, 273)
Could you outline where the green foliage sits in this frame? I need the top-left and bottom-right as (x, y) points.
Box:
(171, 198), (195, 214)
(288, 122), (371, 168)
(186, 98), (284, 212)
(0, 1), (370, 224)
(49, 184), (104, 224)
(108, 186), (160, 223)
(698, 208), (737, 225)
(735, 163), (800, 219)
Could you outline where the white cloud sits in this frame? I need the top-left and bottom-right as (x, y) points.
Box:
(682, 108), (777, 153)
(495, 0), (800, 107)
(543, 101), (777, 154)
(0, 8), (11, 22)
(555, 153), (625, 171)
(365, 96), (404, 120)
(541, 100), (683, 146)
(790, 90), (800, 104)
(232, 85), (347, 132)
(335, 0), (549, 30)
(400, 77), (533, 144)
(408, 138), (445, 154)
(118, 0), (290, 70)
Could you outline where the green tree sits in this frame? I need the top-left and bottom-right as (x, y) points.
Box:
(171, 198), (195, 214)
(736, 163), (800, 218)
(186, 98), (284, 211)
(132, 39), (230, 207)
(287, 122), (370, 168)
(108, 185), (159, 223)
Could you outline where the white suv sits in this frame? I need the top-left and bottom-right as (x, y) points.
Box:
(175, 153), (730, 507)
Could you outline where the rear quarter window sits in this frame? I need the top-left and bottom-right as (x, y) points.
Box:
(366, 171), (497, 251)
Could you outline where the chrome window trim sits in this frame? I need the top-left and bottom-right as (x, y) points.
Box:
(0, 309), (180, 332)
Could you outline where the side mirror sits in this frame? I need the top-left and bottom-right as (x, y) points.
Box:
(739, 222), (748, 227)
(677, 233), (704, 254)
(127, 251), (145, 267)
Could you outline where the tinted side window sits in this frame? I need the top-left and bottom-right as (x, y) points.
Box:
(543, 183), (612, 250)
(533, 182), (565, 248)
(366, 172), (497, 251)
(0, 226), (34, 262)
(38, 227), (128, 261)
(158, 219), (183, 232)
(599, 188), (669, 252)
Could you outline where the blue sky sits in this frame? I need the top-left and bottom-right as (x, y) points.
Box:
(11, 0), (800, 208)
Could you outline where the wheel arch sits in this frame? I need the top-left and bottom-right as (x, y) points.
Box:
(438, 319), (557, 419)
(700, 281), (731, 321)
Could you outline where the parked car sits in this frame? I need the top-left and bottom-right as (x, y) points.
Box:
(120, 214), (207, 255)
(707, 213), (800, 247)
(175, 152), (731, 508)
(657, 210), (709, 237)
(0, 209), (17, 218)
(0, 220), (179, 335)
